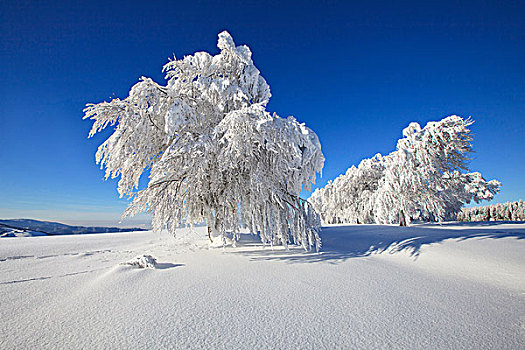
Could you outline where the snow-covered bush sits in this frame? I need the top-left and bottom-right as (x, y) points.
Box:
(310, 116), (500, 225)
(84, 31), (324, 250)
(122, 254), (157, 269)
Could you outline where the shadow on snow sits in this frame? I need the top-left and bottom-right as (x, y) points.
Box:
(155, 262), (185, 270)
(232, 222), (525, 264)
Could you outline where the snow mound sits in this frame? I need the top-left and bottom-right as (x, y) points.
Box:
(209, 235), (233, 248)
(121, 254), (157, 268)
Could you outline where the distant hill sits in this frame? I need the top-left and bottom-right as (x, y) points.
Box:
(0, 219), (148, 237)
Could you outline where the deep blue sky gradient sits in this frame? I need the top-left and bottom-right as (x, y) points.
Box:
(1, 0), (524, 226)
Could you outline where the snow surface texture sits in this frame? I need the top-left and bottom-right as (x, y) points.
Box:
(1, 223), (524, 349)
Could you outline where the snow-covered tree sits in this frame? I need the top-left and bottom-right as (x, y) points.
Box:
(310, 116), (500, 225)
(310, 154), (383, 224)
(84, 31), (324, 250)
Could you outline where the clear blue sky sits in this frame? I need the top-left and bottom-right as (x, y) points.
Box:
(1, 0), (524, 226)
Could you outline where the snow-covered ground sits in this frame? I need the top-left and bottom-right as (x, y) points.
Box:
(1, 223), (524, 349)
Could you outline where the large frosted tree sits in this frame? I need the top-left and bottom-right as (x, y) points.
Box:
(310, 116), (500, 225)
(84, 31), (324, 250)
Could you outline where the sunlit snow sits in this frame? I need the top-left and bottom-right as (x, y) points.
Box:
(1, 223), (523, 349)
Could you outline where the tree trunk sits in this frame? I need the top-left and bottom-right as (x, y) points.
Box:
(207, 226), (213, 243)
(399, 210), (407, 226)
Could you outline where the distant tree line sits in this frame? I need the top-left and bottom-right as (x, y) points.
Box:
(457, 200), (525, 222)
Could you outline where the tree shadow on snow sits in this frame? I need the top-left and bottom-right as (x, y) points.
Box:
(232, 223), (525, 264)
(155, 263), (185, 270)
(428, 220), (525, 227)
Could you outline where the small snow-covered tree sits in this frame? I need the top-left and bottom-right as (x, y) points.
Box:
(84, 31), (324, 250)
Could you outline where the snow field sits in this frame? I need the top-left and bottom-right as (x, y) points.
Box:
(1, 223), (524, 349)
